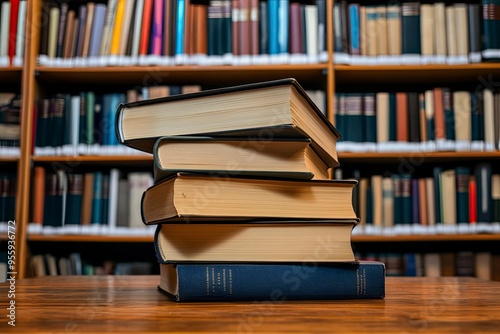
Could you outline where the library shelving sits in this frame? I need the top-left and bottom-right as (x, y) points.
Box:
(5, 0), (500, 280)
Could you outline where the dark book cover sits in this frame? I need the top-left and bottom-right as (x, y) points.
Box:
(443, 88), (455, 141)
(259, 0), (268, 55)
(56, 3), (68, 58)
(49, 96), (65, 148)
(468, 4), (481, 54)
(64, 173), (83, 225)
(78, 91), (87, 145)
(433, 166), (443, 225)
(75, 5), (88, 57)
(471, 91), (484, 141)
(400, 174), (412, 225)
(388, 93), (397, 141)
(36, 99), (50, 148)
(317, 0), (326, 54)
(482, 0), (500, 55)
(101, 174), (109, 225)
(364, 93), (376, 143)
(43, 172), (65, 227)
(456, 167), (471, 224)
(158, 261), (385, 301)
(345, 93), (364, 142)
(91, 172), (103, 225)
(411, 178), (419, 225)
(207, 0), (220, 56)
(407, 92), (420, 142)
(401, 2), (421, 54)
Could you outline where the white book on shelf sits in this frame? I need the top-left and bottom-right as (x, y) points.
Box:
(47, 7), (60, 59)
(0, 1), (10, 64)
(130, 0), (144, 58)
(100, 0), (118, 57)
(305, 4), (318, 59)
(453, 91), (471, 150)
(107, 168), (120, 229)
(483, 88), (495, 151)
(445, 6), (457, 59)
(127, 172), (153, 228)
(14, 0), (27, 66)
(454, 4), (469, 63)
(434, 3), (447, 61)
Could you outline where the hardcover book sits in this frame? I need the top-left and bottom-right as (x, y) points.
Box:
(115, 78), (341, 168)
(141, 173), (358, 225)
(152, 136), (329, 182)
(154, 220), (358, 263)
(158, 261), (385, 301)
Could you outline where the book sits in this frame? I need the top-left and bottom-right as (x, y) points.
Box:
(154, 220), (358, 263)
(141, 173), (358, 225)
(115, 78), (341, 168)
(158, 261), (385, 301)
(152, 136), (329, 182)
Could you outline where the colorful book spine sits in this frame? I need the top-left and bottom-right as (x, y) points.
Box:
(159, 262), (385, 301)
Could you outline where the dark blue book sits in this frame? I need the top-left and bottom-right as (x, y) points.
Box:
(443, 89), (455, 141)
(43, 172), (66, 227)
(158, 262), (385, 301)
(64, 174), (83, 225)
(400, 174), (412, 225)
(364, 93), (376, 143)
(392, 174), (402, 225)
(471, 91), (484, 141)
(456, 167), (471, 224)
(388, 93), (397, 141)
(401, 2), (421, 55)
(433, 166), (443, 225)
(482, 0), (500, 59)
(91, 172), (103, 224)
(268, 0), (279, 55)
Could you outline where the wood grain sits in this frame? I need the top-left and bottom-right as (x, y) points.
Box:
(0, 276), (499, 333)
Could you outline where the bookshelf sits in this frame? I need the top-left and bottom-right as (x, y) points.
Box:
(2, 0), (500, 280)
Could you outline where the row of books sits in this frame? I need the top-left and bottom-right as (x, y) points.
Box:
(31, 167), (154, 229)
(0, 92), (21, 157)
(0, 0), (26, 67)
(37, 0), (328, 67)
(343, 164), (500, 231)
(335, 88), (500, 152)
(358, 252), (500, 281)
(0, 173), (16, 223)
(334, 1), (497, 65)
(33, 85), (326, 156)
(28, 252), (154, 277)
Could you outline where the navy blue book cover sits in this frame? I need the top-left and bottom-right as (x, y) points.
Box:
(159, 261), (385, 301)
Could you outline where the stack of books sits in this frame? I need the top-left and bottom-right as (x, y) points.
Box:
(115, 78), (385, 301)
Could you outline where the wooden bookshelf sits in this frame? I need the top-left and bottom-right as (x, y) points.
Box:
(5, 0), (500, 279)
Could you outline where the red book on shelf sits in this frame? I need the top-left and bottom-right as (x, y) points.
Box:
(396, 92), (408, 142)
(249, 0), (259, 55)
(239, 0), (250, 55)
(290, 2), (302, 54)
(8, 0), (20, 66)
(469, 177), (477, 224)
(232, 0), (240, 56)
(433, 88), (446, 140)
(139, 0), (153, 55)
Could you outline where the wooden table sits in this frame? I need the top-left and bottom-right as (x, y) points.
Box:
(1, 276), (499, 333)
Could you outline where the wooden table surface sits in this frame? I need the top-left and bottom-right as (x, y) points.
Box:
(1, 276), (499, 333)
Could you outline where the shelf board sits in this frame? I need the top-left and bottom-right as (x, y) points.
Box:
(26, 233), (500, 243)
(338, 151), (500, 163)
(35, 64), (328, 86)
(334, 63), (500, 84)
(0, 66), (22, 83)
(28, 234), (154, 243)
(0, 156), (19, 163)
(352, 234), (500, 242)
(33, 155), (153, 165)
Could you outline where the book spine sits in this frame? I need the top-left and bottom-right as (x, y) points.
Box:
(64, 174), (83, 225)
(169, 262), (385, 301)
(401, 2), (421, 55)
(456, 167), (471, 224)
(267, 0), (279, 54)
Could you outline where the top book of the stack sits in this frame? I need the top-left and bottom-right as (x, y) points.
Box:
(115, 78), (341, 168)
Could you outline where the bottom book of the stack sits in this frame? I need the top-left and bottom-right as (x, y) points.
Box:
(158, 261), (385, 301)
